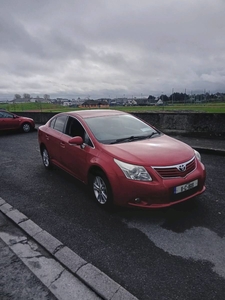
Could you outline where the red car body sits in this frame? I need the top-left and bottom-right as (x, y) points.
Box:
(38, 109), (206, 209)
(0, 110), (35, 133)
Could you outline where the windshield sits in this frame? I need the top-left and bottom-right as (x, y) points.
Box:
(85, 114), (160, 144)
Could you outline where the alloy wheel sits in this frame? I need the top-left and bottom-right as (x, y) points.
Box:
(22, 123), (31, 133)
(93, 175), (108, 205)
(42, 148), (50, 168)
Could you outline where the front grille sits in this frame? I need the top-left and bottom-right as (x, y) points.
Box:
(152, 157), (196, 178)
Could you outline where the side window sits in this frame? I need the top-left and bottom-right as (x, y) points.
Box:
(0, 112), (13, 118)
(83, 131), (93, 147)
(53, 115), (68, 133)
(65, 117), (84, 137)
(65, 116), (93, 147)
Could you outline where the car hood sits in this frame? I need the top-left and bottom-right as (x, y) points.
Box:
(101, 134), (195, 166)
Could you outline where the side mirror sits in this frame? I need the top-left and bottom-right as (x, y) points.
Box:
(68, 136), (83, 145)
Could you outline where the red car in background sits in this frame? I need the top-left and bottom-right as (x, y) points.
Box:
(0, 110), (35, 133)
(38, 109), (206, 209)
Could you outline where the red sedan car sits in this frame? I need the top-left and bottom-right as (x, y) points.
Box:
(0, 110), (35, 133)
(38, 109), (206, 209)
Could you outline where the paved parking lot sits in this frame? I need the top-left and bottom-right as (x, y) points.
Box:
(0, 131), (225, 300)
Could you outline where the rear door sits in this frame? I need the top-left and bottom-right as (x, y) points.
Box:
(43, 115), (68, 166)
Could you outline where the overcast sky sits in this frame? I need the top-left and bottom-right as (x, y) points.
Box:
(0, 0), (225, 100)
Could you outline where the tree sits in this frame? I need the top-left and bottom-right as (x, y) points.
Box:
(14, 94), (21, 100)
(169, 92), (188, 103)
(44, 94), (50, 101)
(148, 95), (155, 104)
(159, 94), (169, 102)
(148, 95), (155, 100)
(23, 93), (31, 100)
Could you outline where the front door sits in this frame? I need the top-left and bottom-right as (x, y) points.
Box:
(0, 111), (20, 130)
(59, 116), (91, 181)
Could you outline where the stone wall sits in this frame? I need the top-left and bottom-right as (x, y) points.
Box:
(133, 112), (225, 138)
(14, 111), (225, 138)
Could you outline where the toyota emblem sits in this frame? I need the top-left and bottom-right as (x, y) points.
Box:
(178, 164), (186, 172)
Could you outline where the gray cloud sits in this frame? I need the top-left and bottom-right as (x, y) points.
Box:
(0, 0), (225, 100)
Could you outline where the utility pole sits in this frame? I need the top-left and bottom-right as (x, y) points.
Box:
(172, 88), (174, 105)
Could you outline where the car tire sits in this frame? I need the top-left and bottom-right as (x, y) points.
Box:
(89, 170), (114, 210)
(21, 123), (31, 133)
(41, 147), (52, 169)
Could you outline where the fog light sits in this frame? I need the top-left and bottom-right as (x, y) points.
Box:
(134, 198), (141, 203)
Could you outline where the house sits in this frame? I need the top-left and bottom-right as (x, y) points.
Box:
(79, 100), (109, 108)
(123, 99), (137, 106)
(10, 98), (30, 103)
(156, 99), (163, 106)
(30, 98), (51, 103)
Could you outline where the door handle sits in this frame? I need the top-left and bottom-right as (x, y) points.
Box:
(60, 142), (65, 148)
(45, 134), (49, 140)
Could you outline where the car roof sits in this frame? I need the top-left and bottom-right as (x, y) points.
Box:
(65, 109), (126, 119)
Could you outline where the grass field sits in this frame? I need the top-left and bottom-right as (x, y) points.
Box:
(1, 102), (225, 113)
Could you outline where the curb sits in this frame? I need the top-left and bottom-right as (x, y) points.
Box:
(0, 197), (138, 300)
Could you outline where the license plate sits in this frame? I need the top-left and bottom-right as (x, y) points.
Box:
(174, 179), (198, 194)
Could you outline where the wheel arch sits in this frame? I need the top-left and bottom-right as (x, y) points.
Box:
(88, 165), (108, 184)
(88, 165), (115, 208)
(87, 158), (119, 192)
(39, 143), (47, 155)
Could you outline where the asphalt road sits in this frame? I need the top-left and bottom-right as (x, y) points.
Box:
(0, 130), (225, 300)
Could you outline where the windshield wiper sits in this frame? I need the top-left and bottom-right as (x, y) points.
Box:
(110, 132), (159, 144)
(110, 136), (139, 144)
(144, 131), (159, 139)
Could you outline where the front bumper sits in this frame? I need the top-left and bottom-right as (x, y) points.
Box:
(110, 163), (206, 208)
(127, 185), (205, 208)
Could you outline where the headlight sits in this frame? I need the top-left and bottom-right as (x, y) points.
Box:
(194, 150), (201, 162)
(114, 159), (152, 181)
